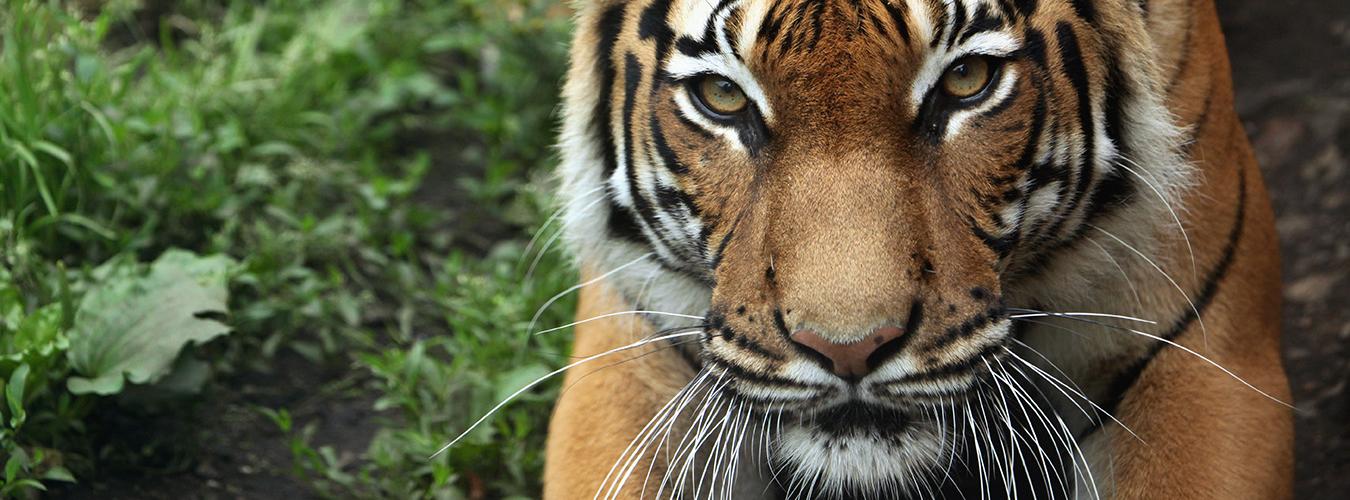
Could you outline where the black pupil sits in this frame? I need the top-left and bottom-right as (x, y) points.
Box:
(714, 79), (735, 95)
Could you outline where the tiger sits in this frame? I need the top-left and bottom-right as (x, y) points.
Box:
(541, 0), (1293, 498)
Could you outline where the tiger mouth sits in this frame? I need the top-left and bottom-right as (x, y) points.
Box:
(802, 401), (913, 437)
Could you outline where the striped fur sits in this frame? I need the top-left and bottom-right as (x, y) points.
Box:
(545, 1), (1291, 498)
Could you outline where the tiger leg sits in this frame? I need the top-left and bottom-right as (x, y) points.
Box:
(1093, 169), (1292, 499)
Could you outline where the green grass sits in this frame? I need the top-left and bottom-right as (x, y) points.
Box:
(0, 0), (578, 497)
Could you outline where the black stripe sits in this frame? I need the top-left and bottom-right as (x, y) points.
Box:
(960, 5), (1005, 45)
(882, 1), (912, 45)
(702, 351), (826, 390)
(1057, 21), (1095, 203)
(673, 111), (717, 140)
(1037, 22), (1095, 241)
(1084, 169), (1249, 438)
(945, 0), (967, 48)
(737, 106), (772, 157)
(806, 0), (828, 51)
(1180, 70), (1217, 155)
(930, 0), (949, 48)
(654, 184), (695, 215)
(1011, 0), (1039, 18)
(605, 196), (645, 243)
(1010, 91), (1047, 172)
(924, 304), (1008, 352)
(1022, 26), (1049, 66)
(866, 300), (925, 371)
(1102, 55), (1127, 159)
(1069, 0), (1097, 24)
(638, 0), (676, 62)
(972, 217), (1016, 258)
(887, 340), (1006, 386)
(709, 208), (747, 270)
(595, 4), (626, 178)
(1164, 9), (1194, 93)
(976, 79), (1021, 121)
(1080, 167), (1133, 220)
(649, 115), (689, 175)
(621, 53), (681, 257)
(732, 333), (787, 362)
(756, 1), (789, 62)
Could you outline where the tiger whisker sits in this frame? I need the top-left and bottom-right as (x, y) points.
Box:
(1085, 235), (1145, 310)
(1007, 307), (1157, 325)
(1015, 314), (1294, 409)
(991, 362), (1067, 499)
(602, 370), (708, 499)
(1114, 154), (1199, 284)
(519, 184), (605, 273)
(525, 252), (654, 336)
(639, 371), (717, 498)
(1006, 339), (1104, 430)
(525, 194), (607, 282)
(1006, 346), (1144, 444)
(1088, 224), (1211, 349)
(533, 311), (706, 336)
(431, 330), (703, 458)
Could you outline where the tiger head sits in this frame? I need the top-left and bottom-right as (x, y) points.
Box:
(558, 0), (1189, 494)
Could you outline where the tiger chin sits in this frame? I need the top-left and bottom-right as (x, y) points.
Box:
(542, 0), (1293, 499)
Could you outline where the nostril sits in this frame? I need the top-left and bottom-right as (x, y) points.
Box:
(790, 326), (907, 379)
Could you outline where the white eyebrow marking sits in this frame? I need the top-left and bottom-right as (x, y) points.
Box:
(908, 30), (1022, 114)
(672, 89), (748, 153)
(943, 65), (1019, 140)
(666, 0), (775, 125)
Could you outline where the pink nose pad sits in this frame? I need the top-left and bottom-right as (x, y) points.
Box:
(790, 326), (906, 379)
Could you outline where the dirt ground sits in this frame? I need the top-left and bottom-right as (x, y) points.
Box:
(1220, 0), (1350, 497)
(50, 1), (1348, 498)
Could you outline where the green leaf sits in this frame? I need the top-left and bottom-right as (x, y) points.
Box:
(6, 364), (29, 428)
(66, 250), (236, 395)
(2, 304), (68, 365)
(3, 448), (26, 484)
(492, 363), (550, 404)
(42, 466), (75, 483)
(9, 479), (47, 492)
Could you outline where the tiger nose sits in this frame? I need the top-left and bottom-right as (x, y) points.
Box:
(790, 326), (906, 379)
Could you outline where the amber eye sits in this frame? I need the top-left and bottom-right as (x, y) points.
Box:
(692, 75), (749, 117)
(940, 55), (994, 99)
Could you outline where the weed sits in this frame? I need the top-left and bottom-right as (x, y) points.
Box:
(0, 0), (576, 497)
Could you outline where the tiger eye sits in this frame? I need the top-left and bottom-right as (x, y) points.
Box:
(940, 56), (993, 99)
(694, 76), (749, 116)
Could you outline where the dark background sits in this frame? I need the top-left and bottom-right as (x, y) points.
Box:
(1220, 0), (1350, 497)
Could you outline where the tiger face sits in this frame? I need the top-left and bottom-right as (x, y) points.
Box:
(558, 0), (1188, 495)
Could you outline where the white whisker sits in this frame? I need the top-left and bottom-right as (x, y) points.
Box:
(1090, 224), (1210, 348)
(525, 252), (654, 336)
(431, 330), (703, 458)
(1038, 314), (1294, 409)
(1114, 155), (1198, 284)
(534, 310), (705, 336)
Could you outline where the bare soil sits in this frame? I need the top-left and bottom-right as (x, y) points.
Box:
(1221, 0), (1350, 497)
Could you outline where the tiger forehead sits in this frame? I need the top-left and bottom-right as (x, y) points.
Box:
(662, 0), (1019, 76)
(668, 0), (921, 55)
